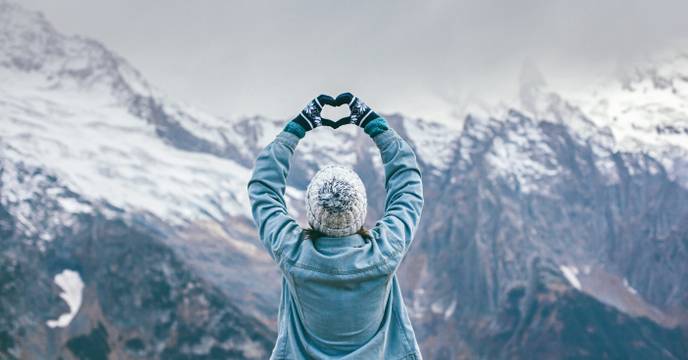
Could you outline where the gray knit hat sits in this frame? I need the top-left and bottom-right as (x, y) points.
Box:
(306, 165), (367, 237)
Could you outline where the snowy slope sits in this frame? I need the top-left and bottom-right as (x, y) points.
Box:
(400, 116), (463, 174)
(0, 2), (265, 224)
(0, 68), (252, 224)
(572, 53), (688, 153)
(569, 53), (688, 182)
(515, 53), (688, 186)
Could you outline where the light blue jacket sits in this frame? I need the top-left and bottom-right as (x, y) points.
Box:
(248, 126), (424, 359)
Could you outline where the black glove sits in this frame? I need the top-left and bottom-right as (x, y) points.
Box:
(334, 92), (380, 128)
(291, 94), (336, 131)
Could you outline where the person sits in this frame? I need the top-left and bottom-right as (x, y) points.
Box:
(247, 92), (424, 359)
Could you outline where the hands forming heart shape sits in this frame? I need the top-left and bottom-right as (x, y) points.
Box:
(317, 93), (356, 129)
(294, 93), (380, 131)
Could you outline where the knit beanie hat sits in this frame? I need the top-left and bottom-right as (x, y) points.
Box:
(306, 165), (367, 237)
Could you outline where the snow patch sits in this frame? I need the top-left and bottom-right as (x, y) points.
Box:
(444, 299), (457, 320)
(486, 128), (560, 194)
(58, 197), (92, 214)
(560, 265), (581, 290)
(402, 117), (461, 171)
(623, 278), (639, 295)
(46, 269), (84, 328)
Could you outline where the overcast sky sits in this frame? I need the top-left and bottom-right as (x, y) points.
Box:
(21, 0), (688, 122)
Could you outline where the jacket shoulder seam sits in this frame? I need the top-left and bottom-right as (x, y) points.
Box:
(286, 257), (391, 275)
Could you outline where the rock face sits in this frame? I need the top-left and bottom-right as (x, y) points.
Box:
(1, 1), (688, 359)
(400, 110), (688, 358)
(0, 162), (275, 359)
(480, 257), (687, 359)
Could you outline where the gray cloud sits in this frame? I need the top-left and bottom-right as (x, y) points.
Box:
(21, 0), (688, 122)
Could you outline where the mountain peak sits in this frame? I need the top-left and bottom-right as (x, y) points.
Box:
(1, 1), (64, 71)
(0, 1), (151, 99)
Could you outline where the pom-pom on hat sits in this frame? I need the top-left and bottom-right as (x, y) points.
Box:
(306, 165), (367, 237)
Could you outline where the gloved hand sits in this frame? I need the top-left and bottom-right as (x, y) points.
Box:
(331, 92), (388, 137)
(294, 94), (337, 131)
(285, 94), (336, 138)
(334, 92), (380, 129)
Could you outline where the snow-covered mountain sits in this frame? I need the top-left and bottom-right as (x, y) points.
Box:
(518, 53), (688, 186)
(1, 1), (687, 359)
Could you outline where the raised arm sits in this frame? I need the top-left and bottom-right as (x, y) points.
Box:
(247, 131), (302, 263)
(247, 95), (334, 265)
(336, 93), (424, 264)
(369, 121), (424, 262)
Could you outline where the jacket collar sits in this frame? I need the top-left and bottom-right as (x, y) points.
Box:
(315, 234), (367, 248)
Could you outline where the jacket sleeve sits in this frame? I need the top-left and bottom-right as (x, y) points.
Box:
(370, 127), (424, 266)
(247, 131), (303, 265)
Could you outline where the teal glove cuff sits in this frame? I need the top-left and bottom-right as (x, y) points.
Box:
(363, 117), (389, 138)
(284, 121), (306, 139)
